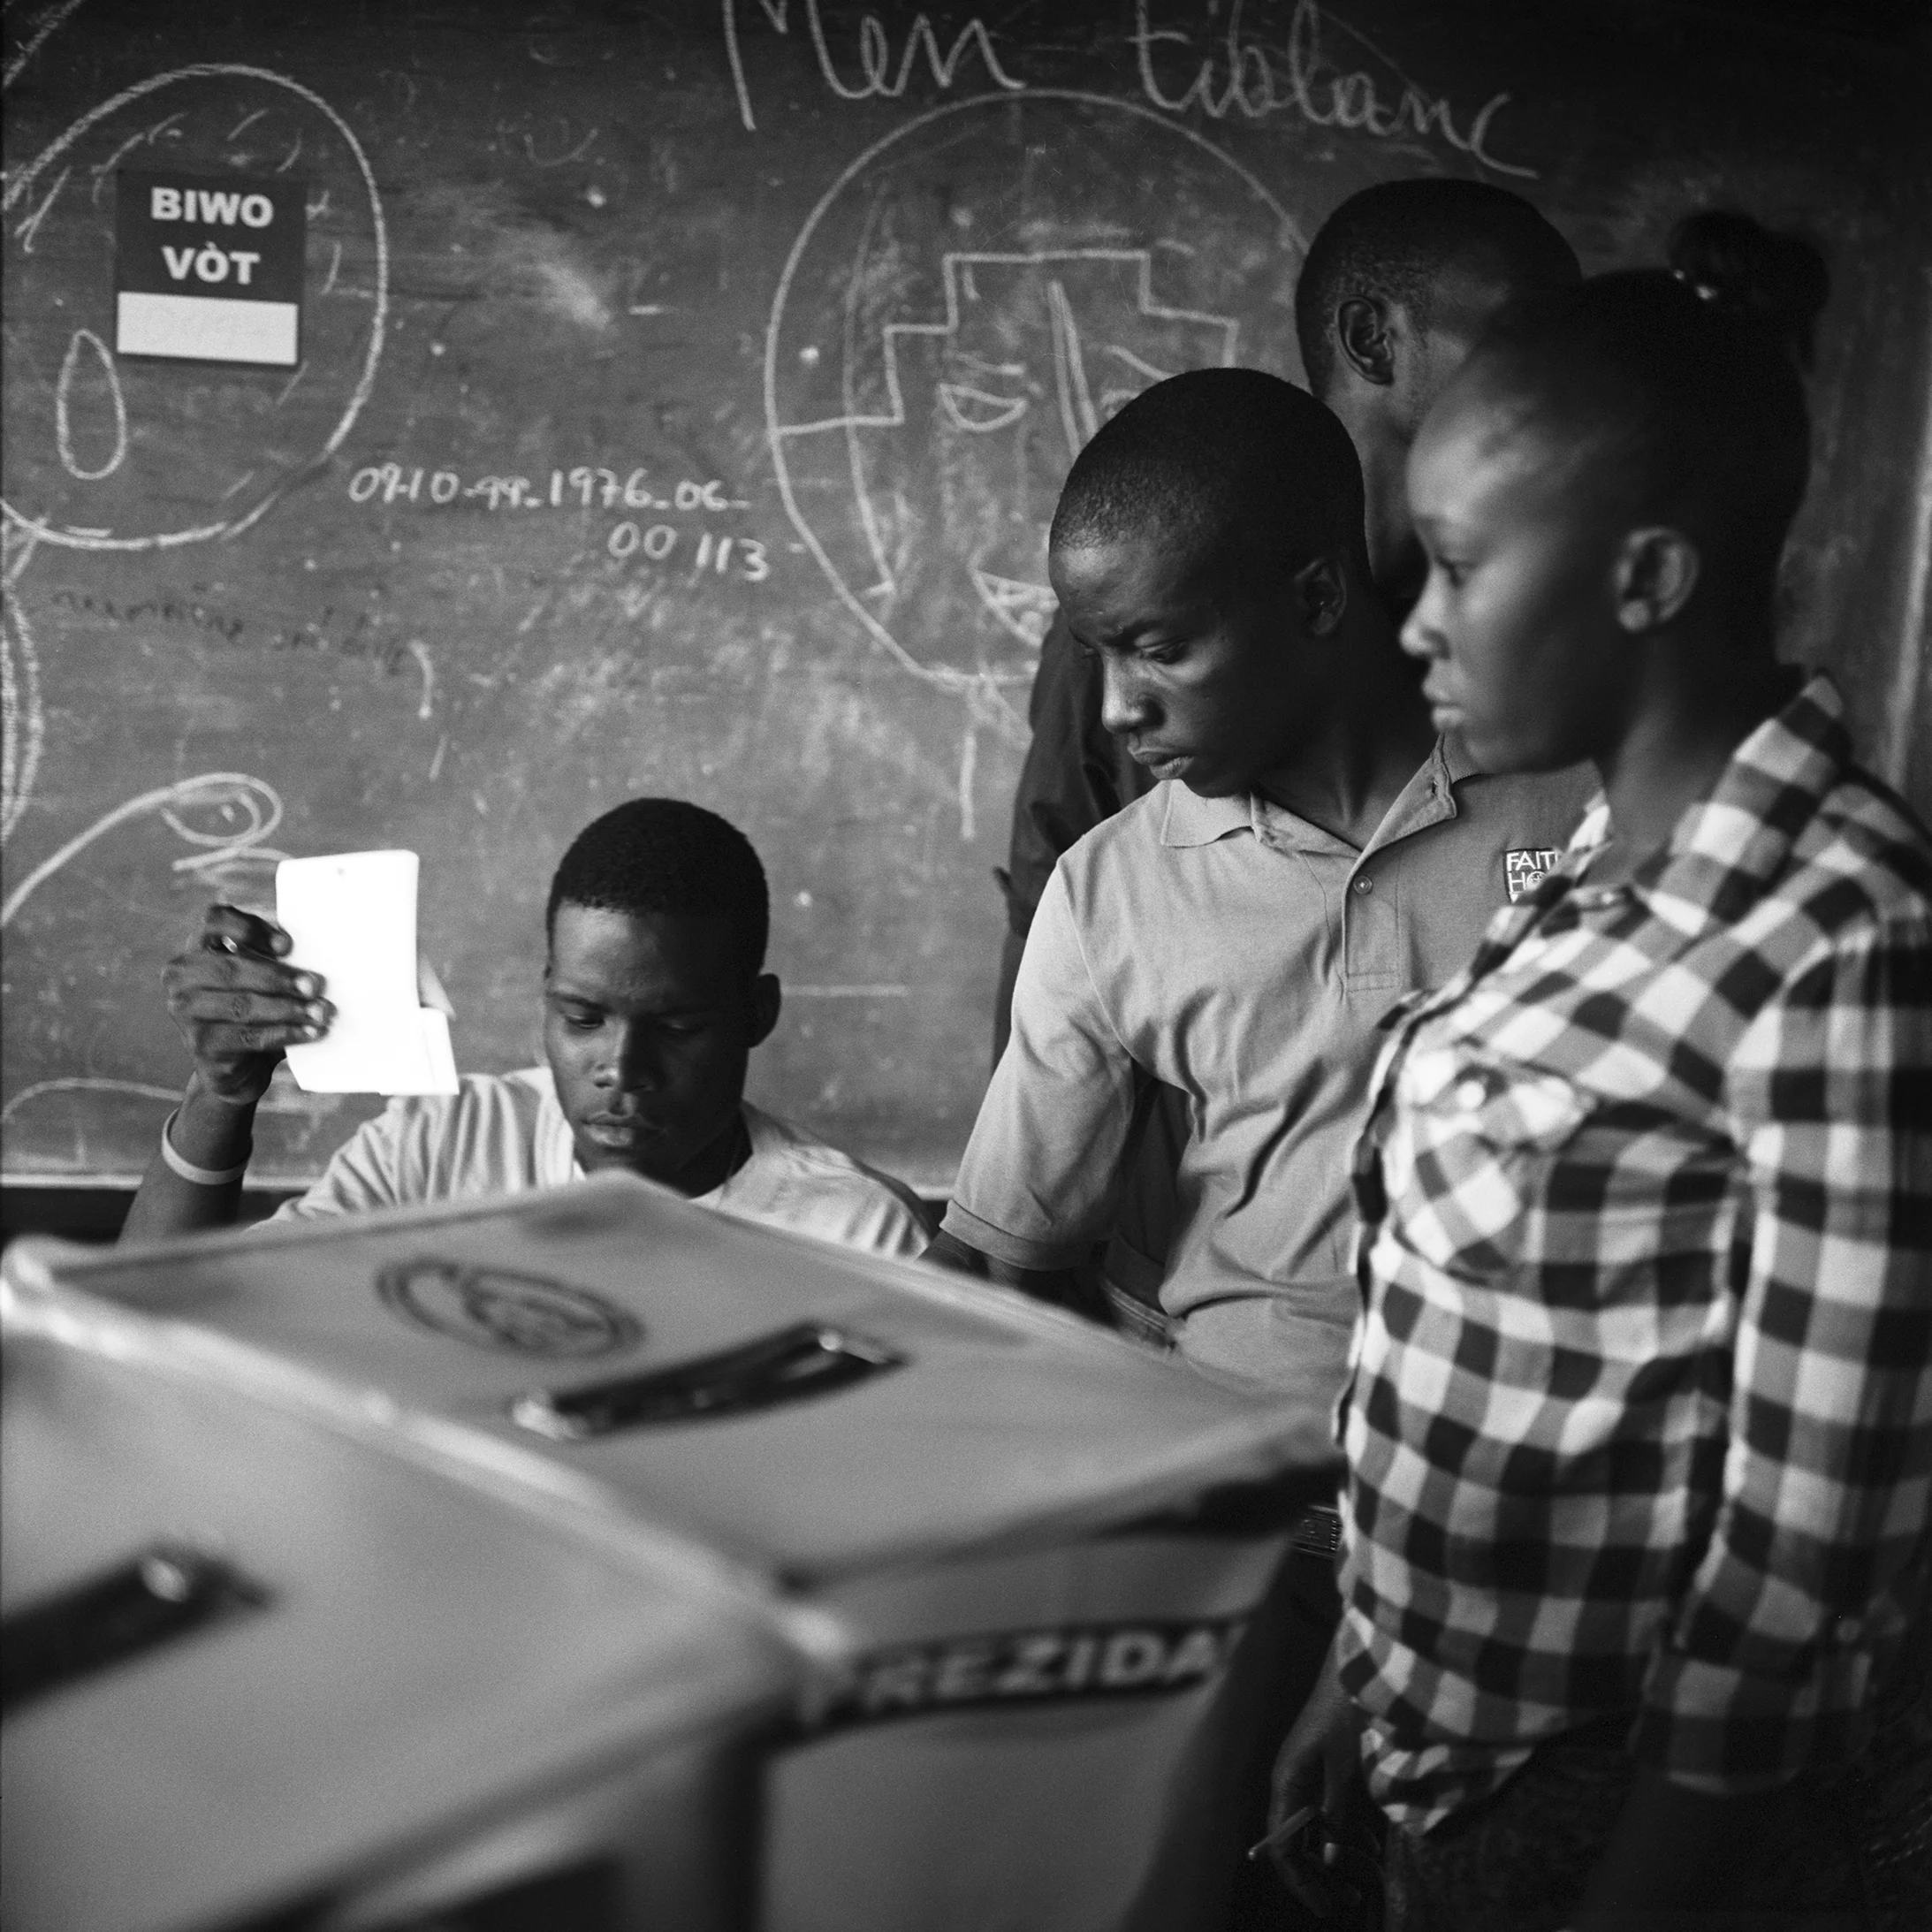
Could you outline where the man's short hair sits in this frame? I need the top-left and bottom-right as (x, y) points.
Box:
(546, 798), (769, 977)
(1050, 368), (1368, 584)
(1294, 178), (1580, 393)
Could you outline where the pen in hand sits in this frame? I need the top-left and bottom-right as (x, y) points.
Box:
(1245, 1801), (1320, 1861)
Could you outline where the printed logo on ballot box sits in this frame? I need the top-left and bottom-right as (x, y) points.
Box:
(377, 1259), (644, 1360)
(115, 168), (306, 367)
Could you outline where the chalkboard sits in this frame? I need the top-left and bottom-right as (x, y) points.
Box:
(4, 0), (1927, 1190)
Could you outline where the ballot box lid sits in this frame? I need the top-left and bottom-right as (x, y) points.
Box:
(0, 1308), (817, 1932)
(4, 1175), (1335, 1586)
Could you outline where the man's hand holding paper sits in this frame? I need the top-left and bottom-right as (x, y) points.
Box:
(161, 902), (334, 1107)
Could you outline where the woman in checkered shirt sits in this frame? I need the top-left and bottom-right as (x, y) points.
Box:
(1268, 217), (1930, 1930)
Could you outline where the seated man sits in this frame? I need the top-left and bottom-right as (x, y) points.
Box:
(122, 798), (931, 1258)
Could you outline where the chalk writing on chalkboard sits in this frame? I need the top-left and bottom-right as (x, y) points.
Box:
(1131, 0), (1536, 177)
(723, 0), (1026, 133)
(344, 464), (753, 515)
(723, 2), (1536, 180)
(765, 89), (1303, 691)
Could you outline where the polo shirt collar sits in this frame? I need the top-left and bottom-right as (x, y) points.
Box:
(1159, 782), (1253, 848)
(1157, 734), (1468, 854)
(1369, 735), (1464, 854)
(1440, 731), (1480, 787)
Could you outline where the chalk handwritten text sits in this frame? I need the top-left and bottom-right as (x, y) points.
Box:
(607, 521), (771, 582)
(346, 463), (751, 514)
(1134, 0), (1536, 179)
(723, 0), (1026, 134)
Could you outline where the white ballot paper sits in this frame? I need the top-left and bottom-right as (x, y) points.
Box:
(276, 851), (459, 1096)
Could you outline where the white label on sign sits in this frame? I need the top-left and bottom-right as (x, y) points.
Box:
(116, 292), (298, 366)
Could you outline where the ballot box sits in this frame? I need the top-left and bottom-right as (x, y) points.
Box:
(4, 1175), (1336, 1932)
(0, 1289), (827, 1932)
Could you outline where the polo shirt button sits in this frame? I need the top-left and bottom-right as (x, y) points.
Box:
(1354, 876), (1374, 894)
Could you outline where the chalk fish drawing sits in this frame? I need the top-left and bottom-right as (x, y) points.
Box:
(765, 92), (1304, 691)
(1, 772), (287, 930)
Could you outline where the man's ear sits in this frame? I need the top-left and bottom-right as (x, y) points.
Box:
(1335, 295), (1396, 388)
(748, 971), (781, 1047)
(1291, 555), (1348, 638)
(1611, 528), (1700, 634)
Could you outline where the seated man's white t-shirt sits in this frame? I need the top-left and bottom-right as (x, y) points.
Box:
(271, 1068), (932, 1260)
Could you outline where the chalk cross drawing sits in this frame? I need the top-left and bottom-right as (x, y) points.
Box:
(765, 91), (1304, 696)
(783, 247), (1239, 651)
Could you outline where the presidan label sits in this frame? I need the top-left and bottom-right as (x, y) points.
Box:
(821, 1614), (1251, 1730)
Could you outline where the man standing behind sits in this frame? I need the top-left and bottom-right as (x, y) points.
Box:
(993, 178), (1584, 1055)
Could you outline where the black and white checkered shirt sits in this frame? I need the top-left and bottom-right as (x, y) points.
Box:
(1339, 675), (1932, 1832)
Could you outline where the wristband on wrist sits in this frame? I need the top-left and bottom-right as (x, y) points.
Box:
(159, 1107), (249, 1186)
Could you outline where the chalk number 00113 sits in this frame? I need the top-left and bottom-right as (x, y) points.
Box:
(607, 521), (770, 582)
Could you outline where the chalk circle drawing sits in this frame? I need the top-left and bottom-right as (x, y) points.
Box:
(2, 590), (44, 844)
(1, 770), (287, 930)
(765, 91), (1304, 690)
(1, 64), (388, 553)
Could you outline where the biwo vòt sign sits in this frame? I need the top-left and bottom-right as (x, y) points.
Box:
(115, 169), (306, 367)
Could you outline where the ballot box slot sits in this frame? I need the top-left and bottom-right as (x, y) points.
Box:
(508, 1320), (906, 1440)
(2, 1542), (269, 1715)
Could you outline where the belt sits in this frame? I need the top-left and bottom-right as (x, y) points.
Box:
(1289, 1503), (1343, 1558)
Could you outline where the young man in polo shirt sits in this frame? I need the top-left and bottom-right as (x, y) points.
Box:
(123, 798), (930, 1259)
(930, 369), (1594, 1402)
(987, 182), (1584, 1356)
